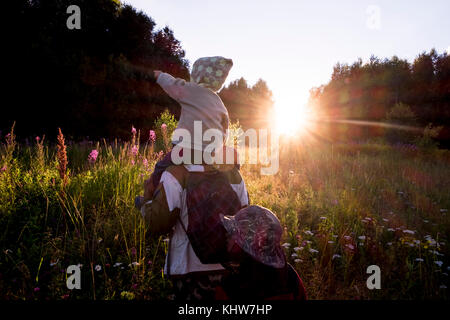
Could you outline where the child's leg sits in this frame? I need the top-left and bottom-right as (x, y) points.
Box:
(149, 150), (174, 190)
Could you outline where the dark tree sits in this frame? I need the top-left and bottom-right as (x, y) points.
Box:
(4, 0), (190, 141)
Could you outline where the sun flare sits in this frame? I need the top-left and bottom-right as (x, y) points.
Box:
(274, 99), (312, 136)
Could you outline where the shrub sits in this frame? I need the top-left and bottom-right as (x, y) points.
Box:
(415, 123), (443, 150)
(153, 110), (178, 152)
(385, 103), (419, 144)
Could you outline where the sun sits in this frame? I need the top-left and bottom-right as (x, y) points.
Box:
(274, 98), (312, 136)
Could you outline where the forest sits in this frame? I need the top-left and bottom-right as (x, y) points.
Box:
(6, 1), (449, 148)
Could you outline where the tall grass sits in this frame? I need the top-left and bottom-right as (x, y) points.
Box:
(0, 126), (449, 300)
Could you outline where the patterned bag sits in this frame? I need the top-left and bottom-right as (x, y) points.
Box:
(179, 169), (243, 264)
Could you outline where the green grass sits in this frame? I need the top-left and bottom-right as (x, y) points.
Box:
(0, 130), (449, 300)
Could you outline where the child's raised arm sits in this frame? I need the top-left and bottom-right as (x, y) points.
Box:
(155, 72), (191, 103)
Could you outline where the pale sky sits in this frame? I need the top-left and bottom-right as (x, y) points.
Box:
(124, 0), (450, 111)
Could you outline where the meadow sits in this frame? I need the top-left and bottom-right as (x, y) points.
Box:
(1, 120), (449, 300)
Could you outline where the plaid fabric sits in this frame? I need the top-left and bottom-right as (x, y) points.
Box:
(184, 170), (243, 264)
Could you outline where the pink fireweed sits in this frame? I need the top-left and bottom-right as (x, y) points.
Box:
(35, 136), (40, 142)
(0, 165), (6, 173)
(161, 123), (167, 131)
(88, 149), (99, 164)
(142, 158), (149, 168)
(131, 126), (137, 135)
(131, 145), (139, 156)
(149, 130), (156, 142)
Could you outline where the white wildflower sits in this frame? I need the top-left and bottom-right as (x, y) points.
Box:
(415, 258), (424, 262)
(50, 259), (59, 267)
(128, 262), (140, 267)
(434, 261), (443, 267)
(403, 230), (415, 235)
(309, 248), (318, 254)
(95, 265), (102, 272)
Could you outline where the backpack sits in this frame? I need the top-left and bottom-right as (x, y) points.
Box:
(178, 168), (243, 264)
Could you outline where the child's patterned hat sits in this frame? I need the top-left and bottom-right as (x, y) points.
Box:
(190, 56), (233, 92)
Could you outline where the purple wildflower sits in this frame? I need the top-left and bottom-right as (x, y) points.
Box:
(88, 149), (99, 164)
(131, 145), (139, 156)
(149, 130), (156, 142)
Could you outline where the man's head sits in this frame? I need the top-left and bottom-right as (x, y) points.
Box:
(190, 56), (233, 92)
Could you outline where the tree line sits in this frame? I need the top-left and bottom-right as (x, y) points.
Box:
(4, 0), (274, 142)
(6, 0), (190, 141)
(309, 50), (450, 147)
(6, 1), (447, 148)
